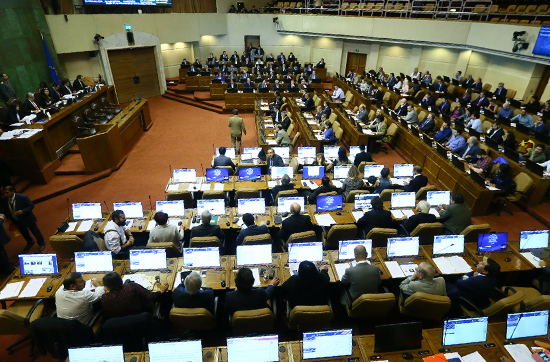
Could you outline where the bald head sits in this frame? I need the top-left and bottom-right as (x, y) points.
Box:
(290, 202), (301, 215)
(354, 245), (368, 261)
(201, 210), (212, 225)
(418, 262), (435, 280)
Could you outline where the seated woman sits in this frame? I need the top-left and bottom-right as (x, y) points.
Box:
(341, 165), (365, 199)
(333, 146), (349, 166)
(461, 88), (472, 104)
(312, 152), (332, 173)
(148, 212), (183, 252)
(373, 167), (391, 193)
(215, 72), (225, 82)
(400, 79), (409, 95)
(281, 261), (330, 309)
(324, 123), (336, 145)
(485, 99), (498, 114)
(450, 102), (465, 120)
(6, 103), (21, 125)
(491, 164), (515, 193)
(501, 129), (516, 150)
(225, 267), (279, 315)
(39, 88), (55, 108)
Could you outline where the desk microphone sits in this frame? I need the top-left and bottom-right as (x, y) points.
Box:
(433, 243), (455, 256)
(57, 198), (70, 232)
(103, 201), (110, 213)
(149, 195), (153, 211)
(201, 163), (204, 177)
(169, 164), (172, 179)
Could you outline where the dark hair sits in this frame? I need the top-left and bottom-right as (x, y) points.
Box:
(381, 167), (390, 178)
(3, 185), (15, 192)
(359, 144), (366, 151)
(337, 147), (348, 161)
(235, 267), (254, 291)
(233, 109), (238, 115)
(476, 149), (486, 156)
(536, 144), (545, 150)
(371, 197), (383, 210)
(297, 261), (320, 281)
(242, 213), (254, 226)
(103, 271), (123, 292)
(62, 78), (70, 85)
(414, 166), (422, 174)
(154, 212), (168, 225)
(111, 210), (124, 221)
(0, 73), (6, 78)
(63, 272), (83, 289)
(485, 258), (501, 277)
(321, 176), (330, 187)
(52, 82), (60, 88)
(498, 163), (511, 175)
(451, 192), (464, 204)
(219, 146), (226, 155)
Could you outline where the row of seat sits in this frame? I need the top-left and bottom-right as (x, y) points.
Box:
(74, 97), (122, 137)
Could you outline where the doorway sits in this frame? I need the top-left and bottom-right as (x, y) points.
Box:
(345, 52), (367, 76)
(107, 47), (161, 103)
(245, 35), (261, 51)
(534, 65), (550, 101)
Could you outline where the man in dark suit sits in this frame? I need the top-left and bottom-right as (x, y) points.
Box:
(303, 93), (315, 112)
(72, 75), (86, 91)
(340, 245), (381, 305)
(402, 200), (437, 234)
(454, 136), (480, 162)
(1, 186), (45, 251)
(371, 87), (383, 103)
(472, 78), (483, 92)
(438, 97), (451, 116)
(189, 210), (225, 245)
(272, 80), (283, 91)
(473, 91), (489, 108)
(487, 121), (504, 143)
(280, 112), (291, 131)
(266, 148), (284, 169)
(172, 271), (215, 313)
(235, 213), (270, 246)
(353, 144), (372, 167)
(180, 59), (190, 68)
(356, 197), (393, 237)
(193, 58), (202, 68)
(308, 176), (339, 204)
(404, 166), (428, 193)
(225, 267), (279, 315)
(226, 79), (238, 90)
(462, 74), (474, 88)
(271, 174), (295, 202)
(434, 78), (447, 93)
(418, 113), (436, 134)
(446, 258), (500, 309)
(278, 203), (315, 246)
(60, 79), (74, 96)
(212, 147), (235, 168)
(494, 82), (507, 98)
(421, 93), (436, 107)
(321, 100), (331, 118)
(0, 73), (17, 103)
(21, 92), (41, 117)
(396, 98), (408, 116)
(243, 78), (254, 89)
(0, 214), (15, 275)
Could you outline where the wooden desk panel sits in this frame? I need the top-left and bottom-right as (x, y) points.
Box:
(121, 258), (178, 291)
(228, 254), (282, 289)
(356, 334), (435, 362)
(0, 262), (72, 300)
(186, 75), (215, 90)
(210, 83), (227, 99)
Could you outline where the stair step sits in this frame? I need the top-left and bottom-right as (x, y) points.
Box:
(162, 93), (224, 114)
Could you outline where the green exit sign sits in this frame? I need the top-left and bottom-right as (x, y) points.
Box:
(355, 49), (359, 52)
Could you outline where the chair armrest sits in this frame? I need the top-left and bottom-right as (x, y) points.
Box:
(457, 297), (485, 316)
(321, 225), (328, 238)
(271, 296), (278, 319)
(286, 300), (291, 319)
(25, 299), (45, 325)
(86, 309), (103, 328)
(442, 226), (456, 235)
(502, 286), (518, 296)
(213, 296), (219, 318)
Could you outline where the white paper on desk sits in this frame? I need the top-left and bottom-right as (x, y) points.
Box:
(65, 221), (78, 232)
(77, 220), (94, 232)
(315, 135), (325, 140)
(213, 183), (224, 191)
(504, 344), (536, 362)
(352, 211), (364, 222)
(267, 139), (277, 145)
(445, 352), (465, 362)
(10, 122), (24, 126)
(402, 209), (415, 218)
(0, 281), (24, 299)
(486, 186), (499, 191)
(187, 184), (200, 192)
(251, 268), (261, 287)
(315, 213), (336, 226)
(521, 252), (543, 268)
(462, 351), (485, 362)
(449, 256), (473, 273)
(167, 184), (179, 191)
(385, 261), (406, 278)
(260, 106), (270, 111)
(307, 120), (317, 125)
(429, 208), (440, 218)
(363, 129), (374, 135)
(433, 257), (458, 275)
(19, 278), (47, 298)
(391, 209), (404, 219)
(267, 181), (278, 188)
(265, 124), (274, 129)
(123, 274), (151, 290)
(173, 268), (191, 289)
(22, 114), (37, 123)
(400, 262), (417, 277)
(332, 180), (343, 188)
(200, 184), (211, 191)
(308, 181), (319, 190)
(334, 263), (351, 281)
(390, 178), (409, 186)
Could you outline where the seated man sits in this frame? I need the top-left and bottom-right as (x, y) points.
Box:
(173, 271), (215, 313)
(418, 113), (436, 134)
(421, 93), (436, 107)
(495, 102), (514, 120)
(487, 121), (504, 143)
(55, 272), (105, 324)
(303, 93), (315, 112)
(225, 267), (279, 315)
(356, 197), (393, 237)
(212, 146), (235, 168)
(104, 210), (135, 259)
(469, 149), (493, 175)
(438, 97), (451, 116)
(399, 262), (446, 301)
(472, 91), (489, 108)
(72, 75), (86, 92)
(402, 105), (418, 124)
(353, 143), (372, 167)
(403, 166), (428, 193)
(446, 258), (500, 309)
(190, 210), (225, 245)
(235, 213), (270, 246)
(445, 128), (465, 153)
(466, 113), (482, 133)
(340, 245), (381, 305)
(454, 136), (480, 162)
(434, 121), (452, 142)
(402, 200), (436, 234)
(308, 176), (339, 204)
(356, 104), (368, 122)
(278, 202), (315, 246)
(282, 261), (330, 309)
(525, 144), (547, 163)
(332, 85), (345, 101)
(533, 117), (549, 136)
(267, 148), (284, 169)
(275, 124), (292, 148)
(437, 192), (471, 234)
(148, 212), (183, 251)
(272, 174), (295, 201)
(511, 108), (534, 128)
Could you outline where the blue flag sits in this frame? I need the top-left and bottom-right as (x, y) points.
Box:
(41, 32), (60, 84)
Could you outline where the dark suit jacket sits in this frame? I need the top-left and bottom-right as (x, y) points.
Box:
(278, 214), (315, 243)
(402, 212), (437, 234)
(243, 81), (254, 88)
(372, 90), (383, 102)
(308, 185), (339, 204)
(281, 116), (291, 131)
(6, 109), (20, 125)
(322, 106), (331, 118)
(487, 128), (504, 143)
(435, 83), (447, 93)
(422, 97), (436, 107)
(190, 223), (225, 244)
(267, 154), (284, 167)
(304, 97), (315, 112)
(21, 100), (39, 116)
(455, 143), (480, 160)
(494, 87), (507, 97)
(272, 183), (296, 200)
(396, 105), (408, 116)
(281, 269), (330, 308)
(474, 97), (489, 108)
(356, 209), (393, 237)
(404, 174), (428, 193)
(227, 82), (237, 89)
(213, 155), (235, 168)
(225, 285), (274, 315)
(73, 79), (85, 91)
(462, 78), (474, 88)
(340, 262), (381, 304)
(235, 224), (270, 246)
(172, 286), (215, 313)
(353, 152), (373, 167)
(60, 85), (73, 96)
(439, 101), (451, 115)
(1, 193), (38, 227)
(418, 118), (435, 134)
(447, 272), (496, 309)
(472, 82), (483, 91)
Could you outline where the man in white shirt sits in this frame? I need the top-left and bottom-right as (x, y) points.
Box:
(103, 210), (134, 259)
(332, 85), (345, 101)
(55, 272), (105, 324)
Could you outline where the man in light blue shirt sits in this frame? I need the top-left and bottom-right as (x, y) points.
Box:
(445, 128), (466, 153)
(466, 113), (482, 133)
(495, 102), (514, 119)
(511, 109), (534, 128)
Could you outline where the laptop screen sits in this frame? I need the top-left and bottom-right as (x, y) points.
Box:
(237, 198), (265, 215)
(72, 203), (102, 220)
(387, 237), (420, 257)
(238, 167), (262, 181)
(477, 233), (508, 252)
(173, 168), (196, 183)
(75, 251), (113, 273)
(316, 195), (343, 212)
(323, 146), (340, 159)
(148, 340), (203, 362)
(226, 335), (279, 362)
(236, 244), (272, 266)
(506, 311), (549, 339)
(273, 147), (290, 159)
(303, 329), (353, 360)
(349, 146), (361, 162)
(338, 239), (372, 260)
(426, 191), (451, 207)
(68, 346), (124, 362)
(270, 166), (293, 179)
(206, 168), (229, 182)
(216, 147), (236, 159)
(19, 254), (58, 275)
(278, 196), (305, 214)
(298, 147), (316, 159)
(244, 147), (262, 158)
(183, 247), (220, 268)
(303, 166), (324, 179)
(112, 202), (144, 219)
(129, 249), (167, 271)
(393, 164), (414, 177)
(354, 193), (379, 210)
(442, 317), (489, 346)
(156, 200), (185, 217)
(374, 322), (423, 353)
(363, 164), (384, 177)
(334, 165), (351, 179)
(197, 199), (225, 216)
(288, 242), (323, 263)
(390, 192), (416, 209)
(433, 235), (465, 255)
(519, 230), (549, 250)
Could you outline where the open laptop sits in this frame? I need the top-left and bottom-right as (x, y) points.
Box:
(206, 168), (230, 182)
(519, 229), (550, 259)
(477, 232), (508, 252)
(354, 193), (379, 210)
(271, 166), (293, 179)
(526, 159), (545, 177)
(390, 192), (416, 209)
(298, 146), (316, 164)
(338, 239), (373, 260)
(323, 146), (340, 160)
(393, 164), (413, 178)
(349, 146), (361, 164)
(173, 168), (197, 183)
(19, 253), (58, 275)
(303, 165), (324, 179)
(75, 251), (113, 273)
(316, 194), (343, 212)
(156, 200), (185, 217)
(288, 242), (323, 274)
(197, 199), (226, 216)
(69, 345), (124, 362)
(432, 235), (465, 256)
(302, 329), (353, 360)
(238, 167), (262, 181)
(277, 196), (305, 215)
(226, 335), (279, 362)
(243, 147), (262, 160)
(236, 244), (272, 266)
(470, 170), (487, 188)
(386, 237), (420, 258)
(363, 164), (385, 178)
(129, 249), (167, 271)
(72, 203), (102, 220)
(182, 247), (220, 268)
(436, 143), (448, 158)
(506, 310), (549, 340)
(426, 190), (450, 207)
(374, 322), (422, 353)
(442, 317), (489, 346)
(237, 198), (266, 215)
(216, 147), (236, 159)
(504, 147), (520, 163)
(333, 165), (351, 179)
(451, 154), (466, 172)
(148, 340), (202, 362)
(484, 137), (499, 151)
(113, 202), (144, 219)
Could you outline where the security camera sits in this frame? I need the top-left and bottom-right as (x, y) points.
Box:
(94, 34), (104, 42)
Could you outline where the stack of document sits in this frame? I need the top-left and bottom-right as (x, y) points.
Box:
(504, 344), (537, 362)
(521, 252), (543, 268)
(432, 256), (472, 275)
(390, 209), (415, 219)
(314, 213), (336, 226)
(122, 274), (152, 289)
(77, 220), (94, 232)
(167, 184), (180, 192)
(384, 261), (417, 278)
(0, 281), (25, 299)
(389, 178), (410, 186)
(331, 180), (343, 188)
(301, 180), (319, 190)
(351, 210), (364, 222)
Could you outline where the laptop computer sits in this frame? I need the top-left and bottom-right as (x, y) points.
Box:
(183, 247), (220, 268)
(426, 190), (450, 207)
(156, 200), (185, 217)
(19, 254), (58, 275)
(75, 251), (113, 273)
(323, 146), (340, 160)
(386, 237), (420, 258)
(432, 235), (465, 256)
(277, 196), (305, 214)
(390, 192), (416, 209)
(238, 167), (262, 181)
(436, 143), (448, 158)
(303, 166), (324, 179)
(236, 244), (272, 266)
(129, 249), (167, 271)
(484, 137), (499, 151)
(410, 126), (420, 138)
(112, 202), (144, 219)
(354, 193), (379, 210)
(316, 194), (344, 212)
(519, 230), (550, 258)
(173, 168), (197, 183)
(503, 147), (520, 163)
(148, 340), (202, 362)
(477, 232), (508, 252)
(237, 198), (266, 215)
(206, 168), (230, 182)
(227, 335), (279, 362)
(338, 239), (373, 260)
(197, 199), (226, 216)
(393, 164), (413, 178)
(515, 122), (530, 135)
(69, 346), (124, 362)
(442, 317), (489, 346)
(422, 134), (434, 147)
(470, 170), (487, 188)
(526, 159), (544, 177)
(506, 310), (549, 340)
(468, 127), (481, 139)
(374, 322), (422, 353)
(302, 330), (353, 360)
(72, 203), (102, 220)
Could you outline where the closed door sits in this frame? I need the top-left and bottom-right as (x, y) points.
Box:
(108, 47), (160, 103)
(345, 52), (367, 76)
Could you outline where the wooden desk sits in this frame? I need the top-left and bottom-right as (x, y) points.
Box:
(489, 321), (550, 360)
(327, 250), (390, 280)
(374, 248), (427, 279)
(465, 242), (533, 273)
(230, 208), (272, 229)
(174, 257), (230, 290)
(233, 176), (268, 191)
(186, 75), (215, 91)
(279, 251), (336, 283)
(0, 262), (71, 300)
(421, 245), (476, 276)
(57, 211), (111, 236)
(217, 342), (292, 362)
(508, 240), (549, 268)
(210, 82), (227, 99)
(307, 205), (356, 225)
(356, 333), (435, 362)
(121, 258), (178, 291)
(227, 254), (282, 289)
(187, 209), (233, 230)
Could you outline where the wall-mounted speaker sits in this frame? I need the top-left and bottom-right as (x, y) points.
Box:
(127, 31), (135, 45)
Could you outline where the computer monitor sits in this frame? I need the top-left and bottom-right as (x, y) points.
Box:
(374, 322), (423, 353)
(273, 146), (290, 159)
(148, 340), (203, 362)
(426, 191), (450, 207)
(393, 164), (414, 178)
(68, 345), (124, 362)
(387, 237), (420, 257)
(451, 154), (466, 172)
(288, 242), (323, 263)
(338, 239), (373, 260)
(323, 146), (340, 159)
(436, 142), (448, 158)
(226, 335), (279, 362)
(182, 247), (220, 268)
(173, 168), (197, 183)
(236, 244), (273, 266)
(506, 311), (549, 340)
(442, 317), (489, 346)
(237, 198), (265, 215)
(270, 166), (293, 179)
(197, 199), (226, 216)
(129, 249), (167, 271)
(303, 166), (324, 179)
(156, 200), (185, 217)
(74, 251), (113, 273)
(298, 146), (316, 159)
(333, 165), (351, 179)
(349, 145), (362, 160)
(277, 196), (305, 214)
(19, 254), (58, 275)
(519, 230), (549, 250)
(112, 202), (144, 219)
(206, 168), (230, 182)
(72, 203), (102, 220)
(390, 192), (416, 209)
(477, 232), (508, 252)
(363, 164), (384, 177)
(238, 167), (262, 181)
(302, 329), (353, 360)
(316, 194), (343, 212)
(354, 193), (379, 210)
(243, 147), (262, 159)
(433, 235), (465, 255)
(216, 147), (236, 159)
